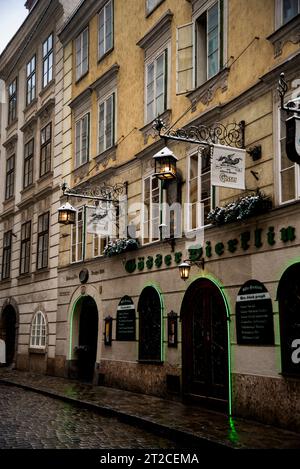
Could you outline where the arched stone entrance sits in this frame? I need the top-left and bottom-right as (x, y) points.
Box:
(70, 295), (99, 382)
(181, 278), (229, 411)
(277, 263), (300, 377)
(0, 304), (17, 366)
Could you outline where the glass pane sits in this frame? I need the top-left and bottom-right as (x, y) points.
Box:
(208, 51), (218, 79)
(190, 154), (198, 179)
(281, 138), (294, 170)
(190, 178), (198, 204)
(283, 0), (298, 24)
(99, 102), (105, 152)
(208, 2), (219, 31)
(281, 168), (296, 202)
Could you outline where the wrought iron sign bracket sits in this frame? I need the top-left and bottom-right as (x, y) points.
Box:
(61, 181), (127, 204)
(278, 72), (300, 116)
(153, 118), (246, 149)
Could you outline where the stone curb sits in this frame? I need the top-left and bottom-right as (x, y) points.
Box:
(0, 378), (236, 450)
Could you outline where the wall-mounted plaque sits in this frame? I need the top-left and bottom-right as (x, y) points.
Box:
(116, 296), (136, 341)
(104, 316), (113, 346)
(167, 311), (178, 348)
(236, 280), (274, 345)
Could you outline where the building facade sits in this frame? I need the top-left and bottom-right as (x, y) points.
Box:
(2, 0), (300, 433)
(0, 0), (80, 374)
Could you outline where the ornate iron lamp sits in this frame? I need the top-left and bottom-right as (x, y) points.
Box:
(58, 201), (77, 225)
(178, 261), (191, 280)
(153, 146), (178, 180)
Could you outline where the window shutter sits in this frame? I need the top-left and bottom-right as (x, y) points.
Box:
(176, 23), (193, 94)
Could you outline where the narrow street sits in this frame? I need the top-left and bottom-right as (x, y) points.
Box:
(0, 384), (182, 449)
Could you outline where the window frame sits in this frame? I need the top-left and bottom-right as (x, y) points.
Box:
(146, 0), (164, 16)
(20, 221), (31, 275)
(75, 112), (90, 168)
(98, 91), (115, 154)
(5, 154), (15, 200)
(42, 32), (53, 89)
(36, 212), (49, 270)
(26, 54), (36, 106)
(280, 0), (300, 25)
(98, 0), (114, 60)
(75, 27), (89, 81)
(23, 138), (34, 189)
(8, 77), (17, 125)
(142, 174), (162, 245)
(30, 311), (47, 349)
(71, 207), (85, 263)
(40, 122), (52, 177)
(2, 231), (12, 280)
(186, 150), (214, 232)
(145, 46), (169, 124)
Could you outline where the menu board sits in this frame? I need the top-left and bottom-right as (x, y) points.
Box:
(116, 296), (136, 341)
(236, 280), (274, 345)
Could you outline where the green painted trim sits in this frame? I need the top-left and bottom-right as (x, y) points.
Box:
(140, 281), (165, 363)
(183, 272), (233, 417)
(68, 295), (82, 360)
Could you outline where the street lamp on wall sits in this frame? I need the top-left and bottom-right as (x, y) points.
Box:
(153, 146), (178, 181)
(58, 201), (77, 225)
(178, 258), (205, 281)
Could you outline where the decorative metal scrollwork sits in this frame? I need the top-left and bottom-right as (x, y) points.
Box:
(154, 118), (245, 149)
(61, 181), (127, 202)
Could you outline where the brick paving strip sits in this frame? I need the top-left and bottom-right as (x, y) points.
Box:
(0, 369), (300, 449)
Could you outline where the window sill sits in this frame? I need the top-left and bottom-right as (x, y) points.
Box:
(39, 79), (55, 98)
(37, 171), (54, 184)
(72, 160), (90, 182)
(29, 347), (46, 355)
(33, 268), (50, 280)
(5, 118), (18, 132)
(267, 13), (300, 57)
(75, 70), (89, 85)
(21, 183), (35, 195)
(97, 47), (114, 64)
(23, 98), (38, 114)
(95, 145), (117, 167)
(186, 67), (230, 109)
(0, 278), (12, 286)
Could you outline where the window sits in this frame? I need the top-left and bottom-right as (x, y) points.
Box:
(26, 55), (36, 105)
(282, 0), (300, 24)
(8, 78), (17, 125)
(176, 0), (224, 93)
(146, 49), (168, 123)
(30, 311), (46, 349)
(142, 175), (161, 244)
(187, 150), (213, 231)
(20, 221), (31, 275)
(75, 27), (88, 81)
(24, 139), (34, 188)
(93, 234), (108, 257)
(99, 93), (115, 153)
(5, 155), (15, 200)
(196, 1), (220, 84)
(279, 108), (297, 203)
(2, 231), (12, 280)
(146, 0), (164, 15)
(98, 1), (113, 59)
(75, 113), (89, 168)
(40, 123), (52, 177)
(37, 212), (49, 270)
(42, 33), (53, 88)
(71, 207), (84, 263)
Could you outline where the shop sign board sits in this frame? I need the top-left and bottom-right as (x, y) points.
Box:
(116, 296), (136, 341)
(236, 280), (274, 345)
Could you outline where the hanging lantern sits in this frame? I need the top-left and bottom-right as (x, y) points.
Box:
(58, 201), (77, 225)
(179, 261), (191, 281)
(153, 146), (178, 180)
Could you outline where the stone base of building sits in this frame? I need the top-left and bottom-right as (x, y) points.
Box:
(232, 373), (300, 432)
(97, 360), (181, 398)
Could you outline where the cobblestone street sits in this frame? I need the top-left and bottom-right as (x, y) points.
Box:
(0, 384), (181, 449)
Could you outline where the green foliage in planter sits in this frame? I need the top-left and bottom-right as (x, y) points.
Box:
(104, 238), (139, 257)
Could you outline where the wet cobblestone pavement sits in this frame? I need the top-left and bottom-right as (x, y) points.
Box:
(0, 384), (180, 449)
(1, 369), (300, 449)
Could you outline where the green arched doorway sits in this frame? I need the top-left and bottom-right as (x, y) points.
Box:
(181, 278), (229, 411)
(71, 295), (99, 382)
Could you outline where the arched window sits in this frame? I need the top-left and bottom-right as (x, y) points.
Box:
(30, 311), (46, 348)
(138, 286), (162, 362)
(278, 263), (300, 376)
